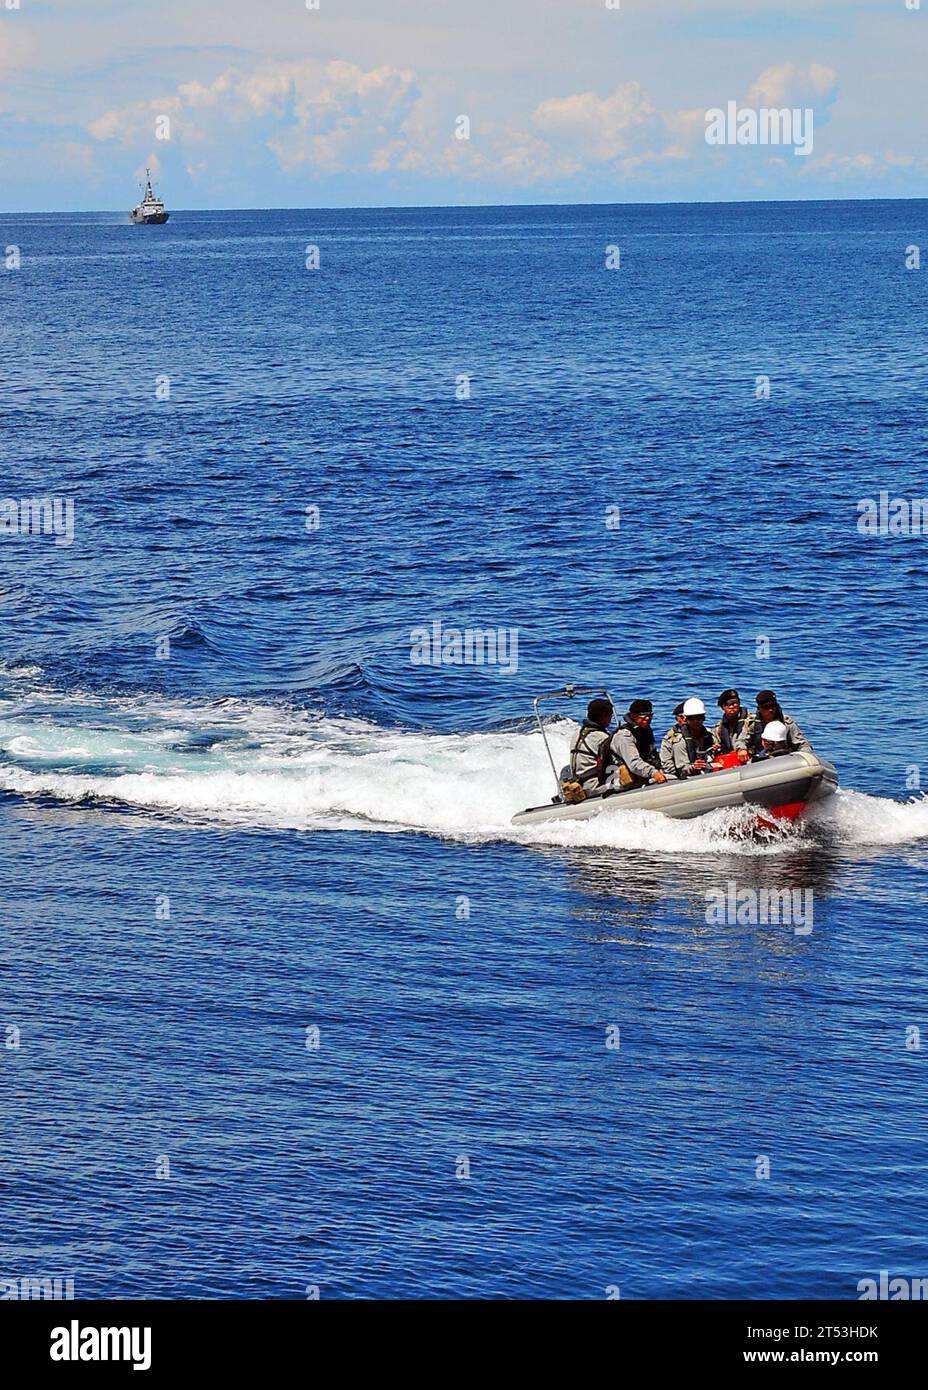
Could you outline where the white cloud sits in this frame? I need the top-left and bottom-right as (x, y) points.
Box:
(88, 62), (688, 186)
(89, 60), (425, 176)
(803, 149), (924, 179)
(531, 83), (667, 169)
(269, 61), (420, 173)
(747, 63), (838, 111)
(82, 50), (928, 198)
(133, 151), (163, 182)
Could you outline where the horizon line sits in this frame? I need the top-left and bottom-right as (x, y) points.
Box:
(3, 192), (928, 216)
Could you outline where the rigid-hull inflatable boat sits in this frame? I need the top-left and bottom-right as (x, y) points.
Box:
(512, 746), (838, 827)
(511, 686), (838, 828)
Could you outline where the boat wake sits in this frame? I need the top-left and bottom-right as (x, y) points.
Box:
(1, 689), (927, 854)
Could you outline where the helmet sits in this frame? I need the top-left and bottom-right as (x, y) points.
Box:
(761, 720), (787, 743)
(682, 698), (706, 717)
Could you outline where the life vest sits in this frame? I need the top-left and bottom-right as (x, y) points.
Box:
(610, 718), (659, 788)
(714, 706), (750, 753)
(682, 726), (716, 763)
(568, 720), (610, 785)
(743, 704), (785, 753)
(625, 718), (657, 763)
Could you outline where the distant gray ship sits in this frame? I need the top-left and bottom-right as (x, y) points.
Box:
(130, 170), (169, 225)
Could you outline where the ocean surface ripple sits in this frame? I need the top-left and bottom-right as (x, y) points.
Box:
(2, 202), (927, 1298)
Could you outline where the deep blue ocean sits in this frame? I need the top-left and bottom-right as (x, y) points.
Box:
(2, 201), (927, 1299)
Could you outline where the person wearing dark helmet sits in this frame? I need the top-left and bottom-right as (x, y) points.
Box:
(736, 689), (811, 759)
(610, 699), (668, 787)
(714, 688), (750, 754)
(566, 697), (615, 793)
(664, 700), (687, 739)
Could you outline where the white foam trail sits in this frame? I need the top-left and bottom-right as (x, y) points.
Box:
(805, 787), (928, 846)
(1, 694), (925, 852)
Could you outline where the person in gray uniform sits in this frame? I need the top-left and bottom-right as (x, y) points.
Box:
(662, 698), (719, 778)
(755, 720), (791, 759)
(736, 690), (811, 759)
(611, 699), (668, 787)
(659, 702), (687, 775)
(714, 689), (751, 753)
(566, 698), (615, 792)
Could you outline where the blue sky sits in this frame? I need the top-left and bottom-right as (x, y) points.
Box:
(1, 0), (926, 210)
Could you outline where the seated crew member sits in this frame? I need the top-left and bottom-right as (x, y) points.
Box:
(714, 688), (751, 756)
(662, 697), (718, 778)
(610, 699), (668, 787)
(755, 720), (791, 759)
(659, 702), (687, 775)
(736, 689), (811, 759)
(566, 698), (615, 793)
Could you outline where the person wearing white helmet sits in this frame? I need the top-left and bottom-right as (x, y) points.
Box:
(660, 697), (719, 778)
(735, 690), (811, 759)
(757, 720), (791, 759)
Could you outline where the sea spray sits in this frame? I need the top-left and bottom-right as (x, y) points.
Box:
(2, 692), (928, 851)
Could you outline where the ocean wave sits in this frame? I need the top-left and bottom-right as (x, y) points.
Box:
(1, 664), (43, 679)
(1, 690), (926, 853)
